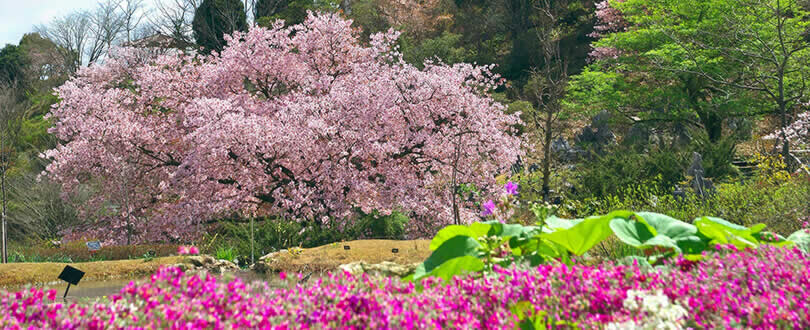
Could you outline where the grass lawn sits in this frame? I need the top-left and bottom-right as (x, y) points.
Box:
(0, 256), (186, 287)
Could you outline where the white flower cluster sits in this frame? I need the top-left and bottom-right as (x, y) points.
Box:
(605, 289), (688, 330)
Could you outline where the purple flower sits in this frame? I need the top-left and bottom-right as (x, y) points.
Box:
(481, 200), (496, 216)
(504, 181), (519, 196)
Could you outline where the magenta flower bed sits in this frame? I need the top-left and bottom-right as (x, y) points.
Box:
(2, 246), (809, 329)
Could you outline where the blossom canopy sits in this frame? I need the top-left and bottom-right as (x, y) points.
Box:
(43, 13), (523, 243)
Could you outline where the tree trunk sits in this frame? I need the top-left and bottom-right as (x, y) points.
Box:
(451, 135), (461, 225)
(697, 109), (723, 142)
(1, 153), (6, 263)
(541, 108), (554, 201)
(1, 169), (6, 264)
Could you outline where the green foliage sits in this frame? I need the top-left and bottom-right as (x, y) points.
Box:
(256, 0), (339, 27)
(510, 301), (579, 329)
(573, 147), (688, 199)
(413, 210), (807, 281)
(573, 173), (810, 236)
(787, 229), (810, 254)
(0, 44), (28, 86)
(542, 211), (634, 256)
(400, 32), (473, 67)
(691, 133), (740, 180)
(571, 0), (761, 143)
(192, 0), (248, 54)
(413, 236), (483, 281)
(204, 212), (409, 263)
(215, 246), (236, 262)
(342, 210), (408, 240)
(609, 212), (701, 255)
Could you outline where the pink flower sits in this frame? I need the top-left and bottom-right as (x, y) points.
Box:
(279, 272), (287, 280)
(481, 200), (497, 216)
(177, 246), (199, 255)
(504, 182), (518, 196)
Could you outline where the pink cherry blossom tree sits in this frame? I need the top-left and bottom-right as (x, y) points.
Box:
(588, 0), (627, 60)
(769, 111), (810, 146)
(43, 13), (523, 244)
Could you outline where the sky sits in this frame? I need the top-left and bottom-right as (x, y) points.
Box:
(0, 0), (155, 46)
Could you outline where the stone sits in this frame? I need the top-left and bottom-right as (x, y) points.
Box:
(337, 262), (365, 276)
(212, 260), (240, 273)
(187, 255), (215, 267)
(185, 255), (239, 273)
(259, 250), (284, 263)
(574, 110), (616, 155)
(252, 261), (275, 273)
(551, 138), (583, 163)
(622, 123), (652, 151)
(686, 152), (714, 198)
(336, 261), (419, 278)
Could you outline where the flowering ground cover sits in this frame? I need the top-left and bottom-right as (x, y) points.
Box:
(2, 245), (809, 329)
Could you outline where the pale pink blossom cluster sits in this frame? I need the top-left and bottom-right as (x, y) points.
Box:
(589, 0), (628, 60)
(43, 13), (523, 243)
(765, 111), (810, 147)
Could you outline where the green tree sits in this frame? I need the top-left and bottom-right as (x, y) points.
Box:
(575, 0), (810, 150)
(570, 0), (755, 143)
(0, 45), (29, 89)
(192, 0), (248, 54)
(522, 0), (594, 200)
(662, 0), (810, 158)
(255, 0), (338, 27)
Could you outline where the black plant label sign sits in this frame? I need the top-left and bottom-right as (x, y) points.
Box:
(58, 265), (85, 285)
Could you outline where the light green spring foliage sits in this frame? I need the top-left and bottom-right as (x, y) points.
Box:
(572, 173), (810, 236)
(570, 0), (810, 142)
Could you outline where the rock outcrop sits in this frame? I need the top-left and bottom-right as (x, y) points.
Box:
(175, 255), (240, 274)
(336, 261), (419, 277)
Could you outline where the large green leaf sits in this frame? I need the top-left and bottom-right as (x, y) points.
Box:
(425, 256), (485, 282)
(540, 210), (634, 255)
(542, 216), (583, 231)
(675, 235), (708, 255)
(609, 216), (656, 246)
(484, 221), (539, 238)
(610, 212), (701, 253)
(637, 212), (697, 239)
(700, 217), (766, 234)
(753, 231), (793, 247)
(787, 229), (810, 253)
(415, 235), (482, 279)
(429, 223), (491, 250)
(694, 217), (759, 249)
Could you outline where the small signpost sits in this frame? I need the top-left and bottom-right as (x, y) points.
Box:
(86, 241), (101, 251)
(58, 265), (85, 301)
(86, 241), (101, 258)
(343, 245), (351, 250)
(391, 248), (399, 254)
